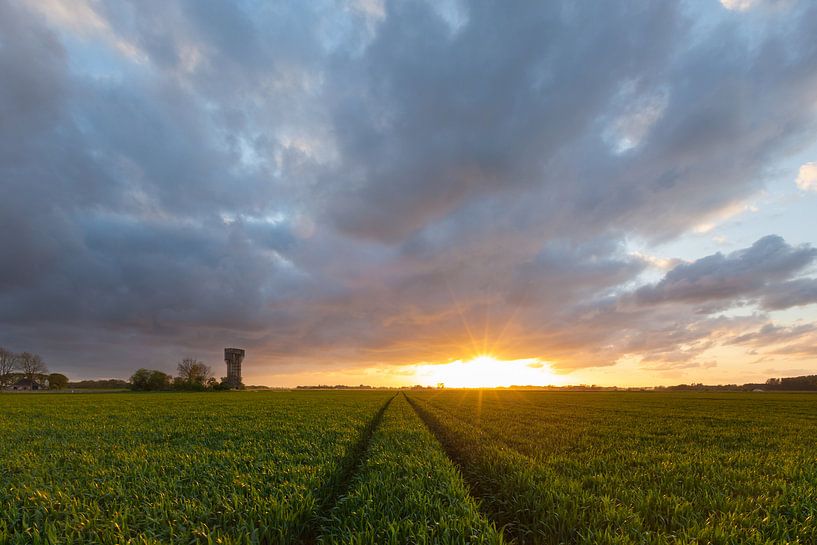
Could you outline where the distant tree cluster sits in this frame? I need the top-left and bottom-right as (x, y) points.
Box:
(653, 376), (817, 392)
(759, 376), (817, 391)
(48, 373), (69, 389)
(129, 358), (238, 391)
(0, 347), (67, 389)
(67, 378), (129, 390)
(654, 383), (741, 392)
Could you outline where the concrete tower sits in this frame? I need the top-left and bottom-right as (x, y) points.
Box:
(224, 348), (245, 389)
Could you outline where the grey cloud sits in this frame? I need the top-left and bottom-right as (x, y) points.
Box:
(759, 278), (817, 310)
(730, 322), (817, 345)
(328, 1), (682, 241)
(327, 1), (817, 245)
(634, 236), (817, 306)
(505, 238), (644, 307)
(729, 322), (817, 359)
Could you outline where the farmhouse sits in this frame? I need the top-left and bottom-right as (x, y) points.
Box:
(8, 378), (42, 391)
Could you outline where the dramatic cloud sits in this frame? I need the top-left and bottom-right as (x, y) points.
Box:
(1, 0), (817, 382)
(634, 236), (817, 307)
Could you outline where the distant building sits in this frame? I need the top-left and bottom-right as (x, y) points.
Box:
(8, 378), (42, 391)
(224, 348), (245, 389)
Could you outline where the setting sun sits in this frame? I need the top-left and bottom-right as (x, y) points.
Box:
(411, 355), (563, 388)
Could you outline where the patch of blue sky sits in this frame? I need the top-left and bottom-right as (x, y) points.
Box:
(63, 34), (134, 82)
(654, 139), (817, 260)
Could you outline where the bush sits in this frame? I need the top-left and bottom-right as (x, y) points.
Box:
(130, 369), (172, 391)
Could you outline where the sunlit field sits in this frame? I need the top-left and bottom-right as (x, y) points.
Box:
(408, 390), (817, 544)
(2, 390), (816, 544)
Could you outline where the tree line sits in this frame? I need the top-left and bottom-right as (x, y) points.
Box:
(0, 347), (68, 389)
(758, 375), (817, 391)
(654, 375), (817, 392)
(130, 358), (241, 391)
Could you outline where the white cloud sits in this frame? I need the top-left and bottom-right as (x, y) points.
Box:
(351, 0), (385, 20)
(720, 0), (757, 11)
(692, 200), (758, 234)
(796, 162), (817, 192)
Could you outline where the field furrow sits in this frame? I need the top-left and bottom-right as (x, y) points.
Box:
(302, 393), (396, 543)
(318, 393), (504, 545)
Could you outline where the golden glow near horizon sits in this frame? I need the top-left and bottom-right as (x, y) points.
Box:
(410, 355), (564, 388)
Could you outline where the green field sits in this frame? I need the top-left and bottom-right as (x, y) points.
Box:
(1, 391), (816, 544)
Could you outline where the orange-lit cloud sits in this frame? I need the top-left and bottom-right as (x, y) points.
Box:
(796, 162), (817, 192)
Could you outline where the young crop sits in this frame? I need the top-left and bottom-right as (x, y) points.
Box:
(319, 394), (503, 545)
(3, 389), (815, 545)
(0, 391), (392, 544)
(408, 391), (817, 545)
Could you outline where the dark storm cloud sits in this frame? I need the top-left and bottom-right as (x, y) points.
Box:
(2, 0), (817, 379)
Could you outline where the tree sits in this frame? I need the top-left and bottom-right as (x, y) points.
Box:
(17, 352), (47, 384)
(147, 370), (172, 391)
(212, 377), (232, 391)
(130, 368), (172, 391)
(48, 373), (69, 390)
(0, 347), (17, 387)
(176, 358), (212, 389)
(130, 368), (152, 390)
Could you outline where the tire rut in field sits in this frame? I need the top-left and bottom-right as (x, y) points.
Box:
(299, 393), (396, 545)
(404, 394), (521, 545)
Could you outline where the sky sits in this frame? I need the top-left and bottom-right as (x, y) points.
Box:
(1, 0), (817, 387)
